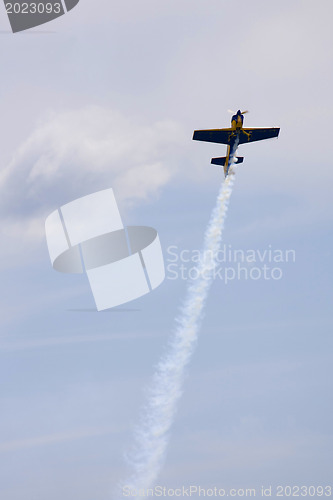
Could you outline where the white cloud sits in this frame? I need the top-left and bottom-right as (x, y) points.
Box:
(0, 106), (185, 266)
(0, 331), (160, 352)
(0, 426), (120, 453)
(0, 106), (183, 211)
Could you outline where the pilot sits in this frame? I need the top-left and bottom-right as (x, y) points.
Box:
(236, 110), (244, 125)
(232, 110), (244, 128)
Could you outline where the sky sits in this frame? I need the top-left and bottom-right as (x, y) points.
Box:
(0, 0), (332, 499)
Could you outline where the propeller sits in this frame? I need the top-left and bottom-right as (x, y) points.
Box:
(228, 109), (249, 114)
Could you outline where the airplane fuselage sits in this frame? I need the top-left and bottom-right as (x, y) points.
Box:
(223, 133), (240, 176)
(224, 111), (245, 175)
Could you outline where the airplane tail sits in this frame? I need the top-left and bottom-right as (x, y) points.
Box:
(211, 157), (243, 166)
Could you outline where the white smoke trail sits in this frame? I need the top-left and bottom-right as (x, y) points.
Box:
(119, 165), (237, 496)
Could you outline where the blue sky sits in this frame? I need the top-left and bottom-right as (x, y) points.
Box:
(0, 1), (332, 499)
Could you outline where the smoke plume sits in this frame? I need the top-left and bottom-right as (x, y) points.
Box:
(119, 165), (237, 496)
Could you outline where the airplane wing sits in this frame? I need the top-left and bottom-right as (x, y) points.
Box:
(239, 128), (280, 144)
(193, 128), (233, 145)
(193, 127), (280, 145)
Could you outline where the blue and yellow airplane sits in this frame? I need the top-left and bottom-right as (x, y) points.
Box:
(193, 110), (280, 177)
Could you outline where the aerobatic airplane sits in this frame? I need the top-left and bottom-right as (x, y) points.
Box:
(193, 110), (280, 177)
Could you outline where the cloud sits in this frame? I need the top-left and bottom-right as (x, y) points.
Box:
(0, 106), (183, 213)
(0, 331), (159, 352)
(239, 1), (333, 80)
(0, 106), (185, 266)
(0, 426), (120, 453)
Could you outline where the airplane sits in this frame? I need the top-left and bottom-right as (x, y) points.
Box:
(193, 110), (280, 177)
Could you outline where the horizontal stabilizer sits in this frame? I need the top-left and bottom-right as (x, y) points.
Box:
(211, 157), (227, 166)
(211, 156), (244, 166)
